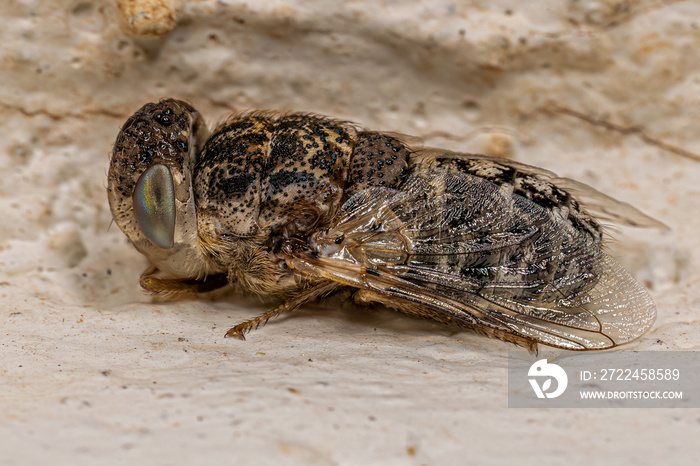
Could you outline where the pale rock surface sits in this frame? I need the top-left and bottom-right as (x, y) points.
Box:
(1, 0), (699, 464)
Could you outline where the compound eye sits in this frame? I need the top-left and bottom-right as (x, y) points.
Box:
(133, 164), (175, 249)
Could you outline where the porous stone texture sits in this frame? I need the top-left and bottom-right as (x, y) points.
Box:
(1, 0), (699, 464)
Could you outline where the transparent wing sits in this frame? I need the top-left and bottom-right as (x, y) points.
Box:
(413, 149), (666, 229)
(288, 169), (656, 350)
(554, 177), (668, 229)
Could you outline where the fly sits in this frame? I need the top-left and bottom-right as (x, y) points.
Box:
(107, 99), (661, 351)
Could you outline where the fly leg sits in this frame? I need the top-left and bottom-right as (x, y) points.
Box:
(352, 289), (538, 351)
(225, 281), (341, 339)
(140, 267), (229, 300)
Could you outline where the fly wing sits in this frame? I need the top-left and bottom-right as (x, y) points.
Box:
(289, 169), (656, 350)
(414, 149), (666, 229)
(552, 177), (668, 229)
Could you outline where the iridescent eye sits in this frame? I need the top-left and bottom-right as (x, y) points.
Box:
(133, 164), (175, 249)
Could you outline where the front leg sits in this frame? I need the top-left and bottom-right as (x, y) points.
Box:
(140, 266), (230, 300)
(225, 281), (341, 339)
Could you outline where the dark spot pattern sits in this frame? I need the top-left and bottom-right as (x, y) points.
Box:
(193, 112), (411, 239)
(346, 132), (410, 197)
(108, 98), (204, 230)
(433, 157), (602, 241)
(194, 115), (273, 235)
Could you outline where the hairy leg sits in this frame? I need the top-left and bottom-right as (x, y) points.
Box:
(225, 281), (341, 339)
(140, 267), (230, 300)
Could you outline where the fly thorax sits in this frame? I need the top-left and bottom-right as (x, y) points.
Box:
(194, 113), (357, 241)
